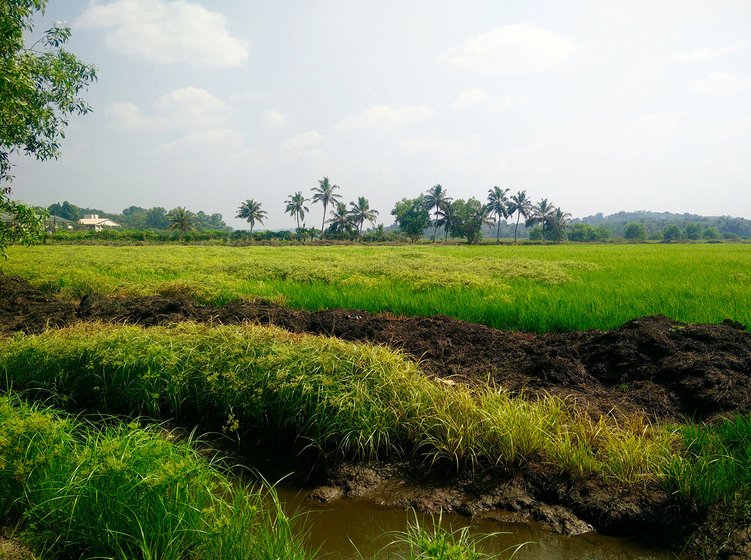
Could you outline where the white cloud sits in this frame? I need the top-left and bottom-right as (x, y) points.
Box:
(155, 87), (227, 129)
(336, 104), (433, 131)
(451, 88), (490, 109)
(281, 131), (324, 151)
(263, 110), (287, 128)
(674, 40), (747, 63)
(109, 87), (228, 132)
(451, 89), (528, 113)
(490, 94), (528, 113)
(156, 128), (244, 154)
(438, 24), (573, 76)
(76, 0), (249, 68)
(689, 72), (751, 95)
(107, 102), (167, 130)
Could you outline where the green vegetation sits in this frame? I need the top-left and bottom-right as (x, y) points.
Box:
(0, 395), (312, 560)
(1, 0), (96, 255)
(3, 243), (750, 331)
(4, 322), (749, 514)
(236, 199), (267, 236)
(372, 512), (524, 560)
(0, 322), (676, 483)
(667, 415), (751, 508)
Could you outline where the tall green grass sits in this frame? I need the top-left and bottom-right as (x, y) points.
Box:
(666, 415), (751, 508)
(4, 244), (750, 331)
(0, 323), (675, 484)
(0, 395), (313, 560)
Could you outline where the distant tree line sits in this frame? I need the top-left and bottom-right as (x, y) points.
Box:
(40, 193), (750, 246)
(580, 211), (750, 241)
(390, 185), (575, 244)
(46, 201), (229, 232)
(235, 178), (380, 241)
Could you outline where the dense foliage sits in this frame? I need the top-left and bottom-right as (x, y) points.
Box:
(1, 0), (95, 254)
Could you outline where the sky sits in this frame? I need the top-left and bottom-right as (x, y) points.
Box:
(10, 0), (751, 230)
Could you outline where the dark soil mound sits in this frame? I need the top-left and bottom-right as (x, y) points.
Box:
(0, 273), (76, 333)
(2, 272), (750, 421)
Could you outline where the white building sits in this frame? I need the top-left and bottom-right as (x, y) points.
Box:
(78, 214), (120, 231)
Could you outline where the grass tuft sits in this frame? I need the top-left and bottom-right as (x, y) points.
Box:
(0, 395), (313, 560)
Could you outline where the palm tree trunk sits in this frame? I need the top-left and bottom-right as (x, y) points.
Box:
(541, 218), (545, 242)
(496, 218), (501, 243)
(321, 202), (327, 239)
(514, 213), (521, 244)
(433, 209), (438, 242)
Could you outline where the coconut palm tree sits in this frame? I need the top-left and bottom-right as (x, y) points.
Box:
(168, 206), (194, 236)
(236, 198), (267, 236)
(508, 190), (532, 244)
(486, 186), (510, 243)
(527, 198), (556, 242)
(436, 201), (458, 242)
(424, 184), (451, 242)
(327, 201), (354, 239)
(311, 177), (342, 239)
(284, 191), (309, 230)
(549, 207), (572, 242)
(349, 196), (379, 237)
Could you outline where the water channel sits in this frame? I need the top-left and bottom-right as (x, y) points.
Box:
(275, 485), (687, 560)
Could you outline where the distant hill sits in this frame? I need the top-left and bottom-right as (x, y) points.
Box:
(578, 211), (751, 239)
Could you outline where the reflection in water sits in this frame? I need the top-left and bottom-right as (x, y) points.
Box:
(276, 487), (684, 560)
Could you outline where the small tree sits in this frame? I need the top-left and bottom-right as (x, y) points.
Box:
(548, 208), (571, 243)
(526, 198), (556, 242)
(508, 190), (532, 244)
(450, 198), (491, 244)
(236, 199), (267, 236)
(662, 224), (684, 242)
(168, 207), (194, 237)
(349, 196), (379, 238)
(327, 201), (356, 239)
(284, 191), (309, 230)
(311, 177), (342, 239)
(624, 221), (648, 242)
(391, 196), (431, 242)
(703, 226), (721, 240)
(486, 186), (510, 243)
(685, 222), (703, 240)
(424, 184), (451, 242)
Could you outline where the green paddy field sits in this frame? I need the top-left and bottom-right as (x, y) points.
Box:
(4, 243), (750, 332)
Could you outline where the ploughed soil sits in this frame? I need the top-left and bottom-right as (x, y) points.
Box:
(2, 272), (751, 558)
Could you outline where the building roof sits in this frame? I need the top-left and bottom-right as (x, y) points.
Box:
(78, 217), (120, 227)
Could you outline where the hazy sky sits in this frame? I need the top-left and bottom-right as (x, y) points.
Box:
(11, 0), (751, 229)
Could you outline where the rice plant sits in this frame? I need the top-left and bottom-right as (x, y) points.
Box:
(4, 243), (749, 332)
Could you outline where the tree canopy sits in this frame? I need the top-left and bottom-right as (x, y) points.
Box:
(1, 0), (97, 255)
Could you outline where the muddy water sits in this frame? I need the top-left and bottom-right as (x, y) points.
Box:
(275, 486), (685, 560)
